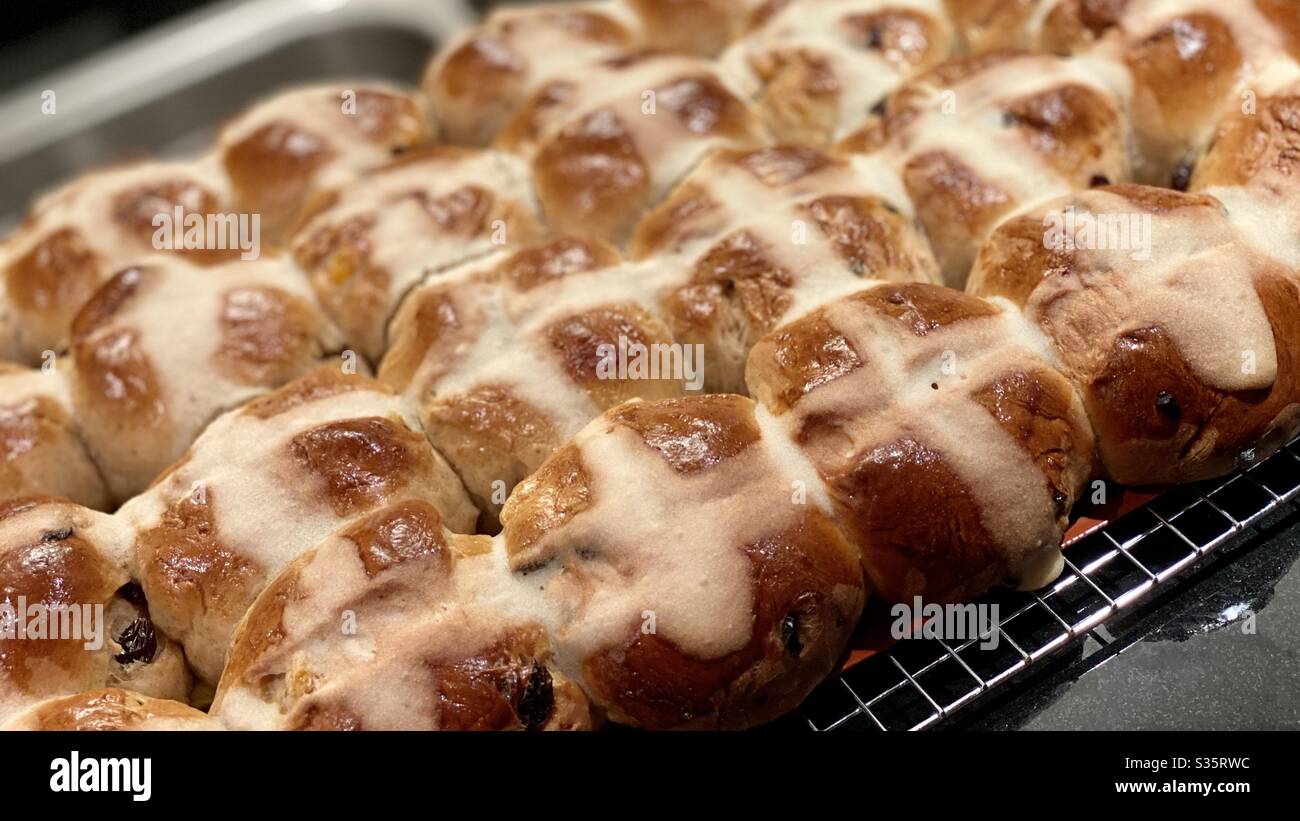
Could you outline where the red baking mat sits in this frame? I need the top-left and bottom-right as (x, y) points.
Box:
(839, 484), (1160, 670)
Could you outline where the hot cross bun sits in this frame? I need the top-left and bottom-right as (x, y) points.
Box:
(0, 498), (190, 723)
(119, 367), (476, 683)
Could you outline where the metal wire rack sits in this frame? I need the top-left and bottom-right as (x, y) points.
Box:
(793, 436), (1300, 732)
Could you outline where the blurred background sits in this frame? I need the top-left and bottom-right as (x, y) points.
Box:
(1, 0), (211, 93)
(0, 0), (482, 224)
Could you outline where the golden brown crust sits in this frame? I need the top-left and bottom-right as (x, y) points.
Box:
(544, 303), (682, 407)
(126, 367), (476, 684)
(134, 488), (263, 665)
(289, 416), (434, 518)
(1124, 12), (1243, 184)
(500, 444), (593, 568)
(288, 147), (544, 361)
(498, 55), (766, 246)
(380, 237), (688, 522)
(725, 1), (954, 146)
(0, 161), (242, 365)
(747, 283), (1093, 602)
(342, 498), (450, 577)
(841, 50), (1128, 286)
(1082, 275), (1300, 483)
(969, 185), (1300, 484)
(217, 85), (432, 240)
(635, 144), (940, 392)
(0, 374), (109, 511)
(0, 499), (191, 721)
(2, 688), (221, 731)
(625, 0), (752, 57)
(4, 228), (103, 353)
(240, 365), (376, 420)
(0, 528), (124, 693)
(66, 262), (341, 503)
(215, 500), (592, 730)
(499, 395), (865, 729)
(531, 108), (654, 244)
(581, 508), (861, 728)
(213, 286), (325, 385)
(422, 3), (637, 145)
(1192, 91), (1300, 192)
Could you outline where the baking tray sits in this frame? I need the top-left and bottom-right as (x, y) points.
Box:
(0, 0), (476, 229)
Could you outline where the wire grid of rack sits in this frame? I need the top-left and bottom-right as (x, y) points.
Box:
(793, 436), (1300, 732)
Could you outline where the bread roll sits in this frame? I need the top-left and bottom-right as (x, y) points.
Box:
(381, 236), (685, 524)
(423, 1), (641, 145)
(0, 498), (190, 723)
(747, 282), (1093, 602)
(720, 0), (956, 146)
(120, 367), (477, 683)
(623, 0), (760, 56)
(213, 500), (592, 730)
(289, 146), (546, 361)
(213, 83), (433, 240)
(1094, 0), (1300, 186)
(1190, 82), (1300, 271)
(2, 688), (222, 730)
(499, 395), (866, 729)
(838, 50), (1132, 286)
(0, 365), (109, 510)
(632, 144), (942, 392)
(968, 184), (1300, 484)
(68, 258), (344, 504)
(0, 161), (238, 365)
(496, 52), (768, 245)
(942, 0), (1128, 55)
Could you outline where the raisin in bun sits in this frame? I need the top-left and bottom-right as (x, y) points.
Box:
(1091, 0), (1300, 187)
(720, 0), (956, 147)
(967, 184), (1300, 484)
(495, 52), (768, 245)
(0, 161), (238, 365)
(631, 145), (942, 392)
(499, 395), (866, 729)
(67, 259), (345, 504)
(212, 83), (433, 241)
(747, 282), (1093, 602)
(422, 1), (641, 146)
(213, 500), (592, 730)
(289, 146), (546, 362)
(380, 237), (685, 525)
(119, 367), (477, 684)
(0, 365), (109, 510)
(0, 498), (190, 723)
(838, 50), (1132, 286)
(2, 688), (223, 731)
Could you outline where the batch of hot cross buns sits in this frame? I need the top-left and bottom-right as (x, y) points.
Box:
(1, 0), (1298, 731)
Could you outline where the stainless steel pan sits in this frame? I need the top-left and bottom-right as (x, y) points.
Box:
(0, 0), (475, 228)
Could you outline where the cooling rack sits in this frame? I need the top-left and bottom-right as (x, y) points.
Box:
(787, 436), (1300, 732)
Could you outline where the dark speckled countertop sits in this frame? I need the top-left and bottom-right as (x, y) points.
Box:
(956, 503), (1300, 730)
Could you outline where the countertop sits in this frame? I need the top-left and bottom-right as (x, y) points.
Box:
(959, 504), (1300, 730)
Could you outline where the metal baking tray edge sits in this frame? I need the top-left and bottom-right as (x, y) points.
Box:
(0, 0), (476, 225)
